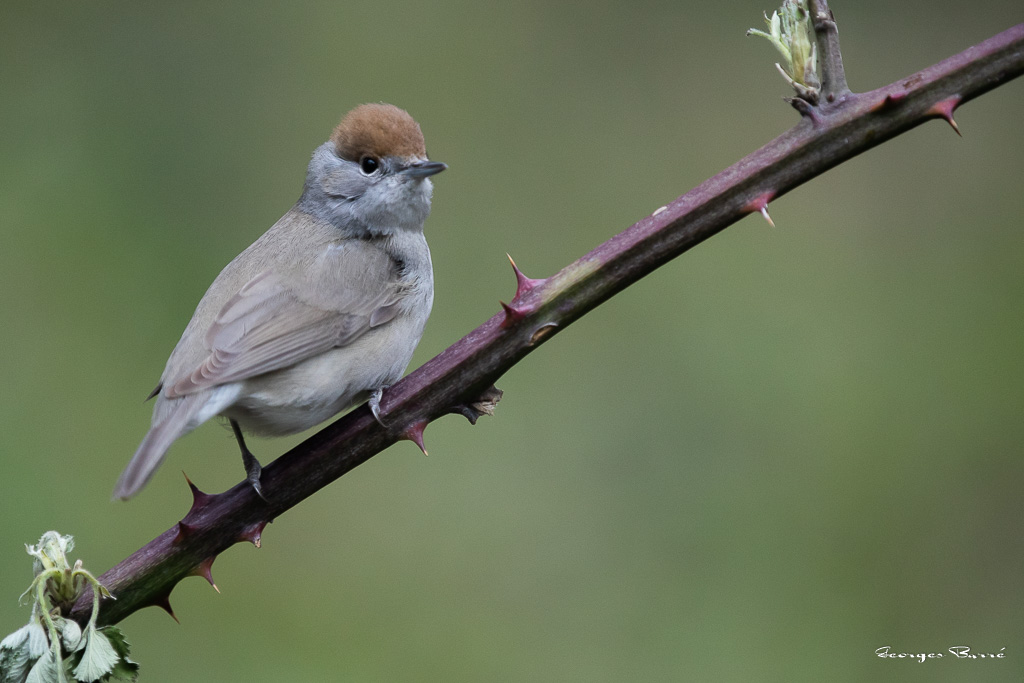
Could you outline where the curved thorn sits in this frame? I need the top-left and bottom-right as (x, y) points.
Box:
(507, 253), (545, 300)
(183, 471), (214, 515)
(174, 520), (198, 545)
(194, 557), (220, 593)
(402, 420), (428, 455)
(153, 594), (179, 623)
(872, 91), (907, 112)
(240, 520), (269, 548)
(744, 191), (777, 227)
(500, 301), (528, 328)
(927, 96), (962, 136)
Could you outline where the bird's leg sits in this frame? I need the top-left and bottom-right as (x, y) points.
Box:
(369, 386), (388, 427)
(231, 419), (267, 501)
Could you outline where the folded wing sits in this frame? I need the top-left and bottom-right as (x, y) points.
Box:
(165, 268), (400, 397)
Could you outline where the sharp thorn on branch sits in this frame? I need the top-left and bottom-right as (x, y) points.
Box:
(507, 253), (545, 300)
(194, 556), (220, 593)
(500, 301), (529, 328)
(744, 192), (777, 228)
(402, 420), (429, 455)
(174, 520), (198, 544)
(184, 472), (215, 516)
(239, 520), (269, 548)
(927, 96), (963, 136)
(153, 594), (179, 623)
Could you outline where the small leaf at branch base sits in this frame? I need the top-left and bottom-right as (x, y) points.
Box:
(72, 626), (118, 682)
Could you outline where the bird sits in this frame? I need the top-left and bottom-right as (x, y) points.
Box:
(113, 103), (446, 500)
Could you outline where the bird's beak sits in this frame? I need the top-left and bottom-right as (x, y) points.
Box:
(400, 160), (448, 178)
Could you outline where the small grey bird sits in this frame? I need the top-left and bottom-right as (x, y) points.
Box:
(114, 103), (445, 500)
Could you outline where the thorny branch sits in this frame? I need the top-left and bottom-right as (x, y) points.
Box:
(71, 17), (1024, 626)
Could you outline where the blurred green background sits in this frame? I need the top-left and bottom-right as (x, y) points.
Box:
(2, 1), (1023, 681)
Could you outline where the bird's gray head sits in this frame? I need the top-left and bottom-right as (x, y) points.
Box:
(299, 103), (446, 236)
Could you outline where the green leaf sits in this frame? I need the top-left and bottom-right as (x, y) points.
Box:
(24, 651), (61, 683)
(0, 624), (34, 683)
(0, 625), (31, 652)
(70, 628), (116, 683)
(56, 622), (81, 655)
(95, 629), (137, 683)
(2, 622), (50, 666)
(24, 625), (48, 662)
(102, 659), (138, 683)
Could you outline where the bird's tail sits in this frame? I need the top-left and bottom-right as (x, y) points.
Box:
(113, 395), (203, 500)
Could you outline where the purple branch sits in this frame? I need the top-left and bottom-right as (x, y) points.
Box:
(810, 0), (850, 100)
(72, 22), (1024, 626)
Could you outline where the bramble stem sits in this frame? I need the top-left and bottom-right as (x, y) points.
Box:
(71, 21), (1024, 627)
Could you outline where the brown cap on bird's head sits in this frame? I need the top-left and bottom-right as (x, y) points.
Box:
(331, 103), (427, 162)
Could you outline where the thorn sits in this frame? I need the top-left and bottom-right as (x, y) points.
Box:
(194, 557), (220, 593)
(153, 594), (179, 623)
(652, 205), (668, 217)
(174, 520), (198, 545)
(871, 90), (906, 112)
(402, 420), (428, 455)
(239, 520), (269, 548)
(744, 191), (776, 228)
(499, 301), (529, 328)
(927, 96), (962, 136)
(184, 472), (214, 515)
(507, 254), (545, 301)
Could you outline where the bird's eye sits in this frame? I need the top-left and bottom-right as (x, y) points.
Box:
(360, 156), (380, 174)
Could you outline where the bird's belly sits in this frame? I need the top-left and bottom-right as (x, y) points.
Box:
(224, 328), (417, 436)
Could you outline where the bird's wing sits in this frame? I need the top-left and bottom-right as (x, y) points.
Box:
(164, 268), (401, 398)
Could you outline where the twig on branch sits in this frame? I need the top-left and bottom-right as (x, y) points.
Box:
(71, 20), (1024, 626)
(809, 0), (850, 100)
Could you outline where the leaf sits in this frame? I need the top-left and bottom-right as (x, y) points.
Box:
(0, 624), (34, 683)
(56, 622), (81, 654)
(70, 628), (116, 683)
(102, 659), (138, 683)
(24, 651), (61, 683)
(23, 626), (48, 664)
(0, 626), (31, 653)
(93, 630), (136, 683)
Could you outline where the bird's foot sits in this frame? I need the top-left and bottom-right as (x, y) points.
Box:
(231, 418), (267, 502)
(369, 386), (389, 428)
(241, 448), (267, 502)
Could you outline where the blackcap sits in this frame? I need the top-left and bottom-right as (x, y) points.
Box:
(114, 103), (445, 500)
